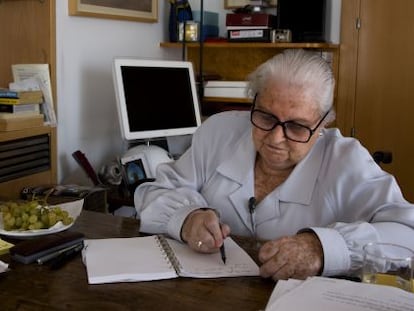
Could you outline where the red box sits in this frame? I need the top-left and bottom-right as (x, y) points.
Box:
(226, 13), (277, 27)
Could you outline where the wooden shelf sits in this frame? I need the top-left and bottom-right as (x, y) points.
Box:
(0, 125), (54, 141)
(161, 41), (339, 81)
(160, 42), (339, 50)
(202, 96), (251, 104)
(161, 41), (339, 118)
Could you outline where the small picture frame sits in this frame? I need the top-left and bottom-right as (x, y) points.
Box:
(68, 0), (158, 23)
(122, 158), (147, 185)
(120, 152), (155, 197)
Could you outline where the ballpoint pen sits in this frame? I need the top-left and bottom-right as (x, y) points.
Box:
(37, 242), (83, 265)
(219, 223), (226, 264)
(220, 243), (226, 264)
(48, 243), (84, 270)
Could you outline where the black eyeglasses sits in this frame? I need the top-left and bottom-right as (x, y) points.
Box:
(250, 96), (330, 143)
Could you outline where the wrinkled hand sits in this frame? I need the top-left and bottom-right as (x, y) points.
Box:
(258, 232), (323, 280)
(181, 209), (231, 253)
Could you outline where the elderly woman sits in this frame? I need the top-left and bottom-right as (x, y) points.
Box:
(135, 49), (414, 280)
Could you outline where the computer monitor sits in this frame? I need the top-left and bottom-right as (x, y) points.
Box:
(112, 58), (202, 142)
(277, 0), (326, 42)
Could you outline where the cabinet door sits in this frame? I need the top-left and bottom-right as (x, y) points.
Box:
(343, 0), (414, 201)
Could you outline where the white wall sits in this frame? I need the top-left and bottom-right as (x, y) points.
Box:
(55, 0), (341, 185)
(56, 1), (177, 184)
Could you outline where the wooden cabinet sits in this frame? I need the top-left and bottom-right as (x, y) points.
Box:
(0, 0), (57, 199)
(160, 42), (341, 123)
(337, 0), (414, 202)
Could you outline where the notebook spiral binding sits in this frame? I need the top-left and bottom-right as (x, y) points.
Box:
(155, 235), (183, 274)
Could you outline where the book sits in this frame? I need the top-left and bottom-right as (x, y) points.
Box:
(0, 97), (42, 105)
(9, 231), (85, 264)
(82, 235), (260, 284)
(0, 98), (21, 105)
(0, 103), (40, 114)
(0, 114), (44, 131)
(226, 26), (271, 30)
(227, 29), (271, 42)
(0, 97), (43, 105)
(0, 89), (43, 104)
(226, 13), (277, 27)
(0, 111), (41, 119)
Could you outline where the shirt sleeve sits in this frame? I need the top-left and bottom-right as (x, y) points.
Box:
(134, 112), (245, 240)
(302, 132), (414, 277)
(309, 221), (414, 277)
(134, 149), (208, 241)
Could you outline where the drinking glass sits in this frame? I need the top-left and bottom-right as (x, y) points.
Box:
(362, 242), (414, 292)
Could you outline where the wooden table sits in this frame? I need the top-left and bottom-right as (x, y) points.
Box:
(0, 210), (275, 311)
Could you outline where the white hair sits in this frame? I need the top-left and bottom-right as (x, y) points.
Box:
(247, 49), (335, 120)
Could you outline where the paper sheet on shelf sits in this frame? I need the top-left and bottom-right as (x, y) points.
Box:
(265, 277), (414, 311)
(9, 77), (41, 92)
(11, 64), (56, 126)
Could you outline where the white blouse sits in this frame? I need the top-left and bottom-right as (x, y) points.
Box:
(135, 111), (414, 277)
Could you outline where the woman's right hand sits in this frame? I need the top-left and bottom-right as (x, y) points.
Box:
(180, 208), (230, 253)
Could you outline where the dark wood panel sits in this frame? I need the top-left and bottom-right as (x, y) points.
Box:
(0, 210), (275, 310)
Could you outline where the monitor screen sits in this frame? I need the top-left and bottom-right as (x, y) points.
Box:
(113, 58), (202, 141)
(277, 0), (326, 42)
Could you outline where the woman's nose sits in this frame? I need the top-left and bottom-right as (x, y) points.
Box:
(267, 124), (286, 142)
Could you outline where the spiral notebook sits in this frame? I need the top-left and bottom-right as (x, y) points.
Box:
(82, 235), (259, 284)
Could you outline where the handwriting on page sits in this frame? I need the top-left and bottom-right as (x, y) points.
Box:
(166, 238), (260, 278)
(183, 263), (257, 276)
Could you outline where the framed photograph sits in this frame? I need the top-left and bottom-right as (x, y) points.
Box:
(224, 0), (277, 9)
(68, 0), (158, 23)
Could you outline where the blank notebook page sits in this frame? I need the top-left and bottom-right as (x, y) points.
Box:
(83, 236), (176, 284)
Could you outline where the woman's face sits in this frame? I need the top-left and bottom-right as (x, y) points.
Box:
(252, 81), (324, 172)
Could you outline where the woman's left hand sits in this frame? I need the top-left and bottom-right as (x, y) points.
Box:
(258, 232), (323, 280)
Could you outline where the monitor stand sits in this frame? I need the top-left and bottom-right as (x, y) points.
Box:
(121, 143), (173, 179)
(127, 138), (169, 153)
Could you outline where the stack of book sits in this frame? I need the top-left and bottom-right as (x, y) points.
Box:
(0, 89), (44, 131)
(226, 13), (277, 42)
(9, 231), (84, 265)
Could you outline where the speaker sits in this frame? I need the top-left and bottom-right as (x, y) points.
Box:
(277, 0), (326, 43)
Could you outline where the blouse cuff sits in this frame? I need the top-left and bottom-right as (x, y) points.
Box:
(308, 227), (351, 276)
(167, 205), (201, 242)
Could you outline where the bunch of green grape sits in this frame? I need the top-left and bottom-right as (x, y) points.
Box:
(0, 200), (73, 231)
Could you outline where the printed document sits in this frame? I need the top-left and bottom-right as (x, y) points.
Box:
(265, 277), (414, 311)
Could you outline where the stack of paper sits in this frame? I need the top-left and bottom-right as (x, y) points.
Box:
(204, 81), (249, 99)
(265, 277), (414, 310)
